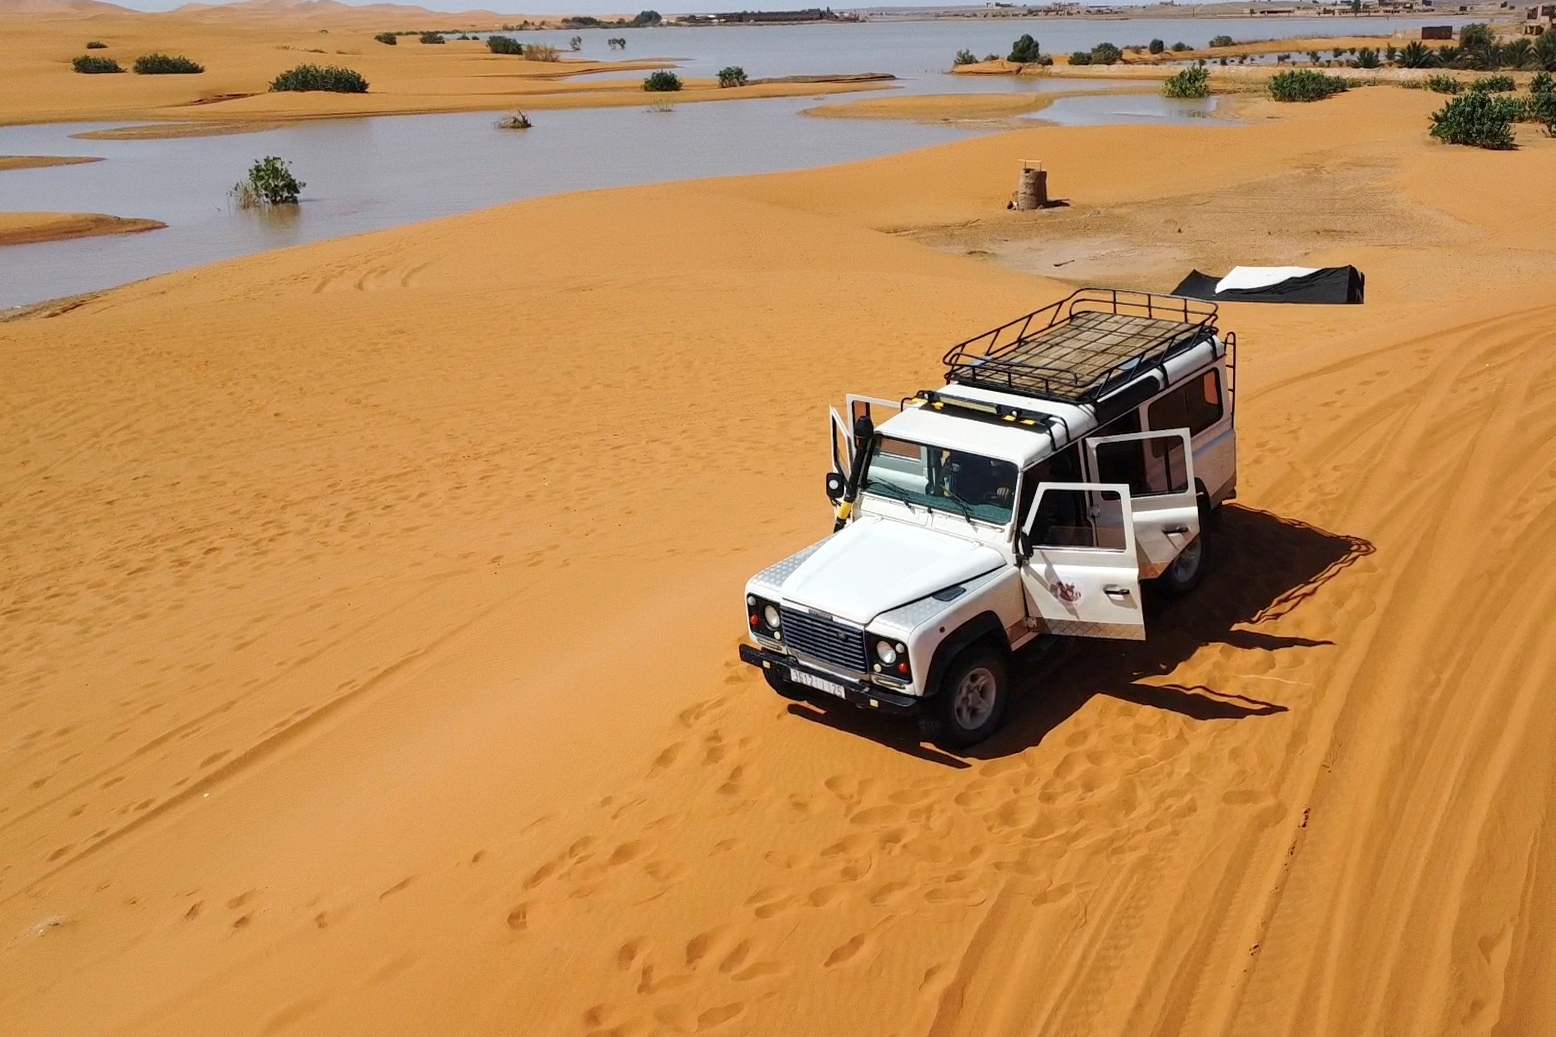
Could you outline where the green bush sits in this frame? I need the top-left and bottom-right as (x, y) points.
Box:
(1355, 48), (1380, 69)
(1398, 41), (1435, 68)
(1069, 50), (1091, 66)
(953, 48), (977, 66)
(717, 65), (747, 87)
(374, 32), (397, 45)
(642, 70), (681, 92)
(1008, 33), (1041, 64)
(1469, 74), (1516, 92)
(1162, 64), (1210, 99)
(133, 53), (203, 74)
(1533, 70), (1554, 94)
(269, 64), (369, 93)
(1209, 34), (1235, 48)
(1148, 38), (1164, 55)
(487, 35), (523, 55)
(1429, 90), (1521, 148)
(1090, 42), (1122, 65)
(1269, 69), (1349, 102)
(233, 156), (304, 207)
(1171, 41), (1190, 53)
(1458, 23), (1495, 50)
(418, 32), (444, 44)
(1538, 32), (1556, 71)
(632, 10), (661, 25)
(1527, 88), (1556, 134)
(85, 40), (107, 49)
(72, 55), (122, 73)
(526, 43), (559, 61)
(1425, 73), (1462, 94)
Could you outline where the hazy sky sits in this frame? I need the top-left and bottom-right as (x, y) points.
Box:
(107, 0), (1167, 15)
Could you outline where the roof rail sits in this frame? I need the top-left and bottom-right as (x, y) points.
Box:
(942, 288), (1218, 406)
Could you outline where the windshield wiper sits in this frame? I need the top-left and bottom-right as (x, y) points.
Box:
(862, 480), (917, 514)
(936, 487), (979, 526)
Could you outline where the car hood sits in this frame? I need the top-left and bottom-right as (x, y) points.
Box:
(780, 517), (1004, 626)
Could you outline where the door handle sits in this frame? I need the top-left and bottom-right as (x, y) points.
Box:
(1164, 525), (1190, 535)
(1104, 585), (1131, 598)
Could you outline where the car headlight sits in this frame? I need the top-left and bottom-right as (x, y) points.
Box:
(875, 640), (898, 665)
(763, 604), (781, 629)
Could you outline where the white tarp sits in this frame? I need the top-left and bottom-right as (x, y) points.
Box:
(1215, 266), (1320, 294)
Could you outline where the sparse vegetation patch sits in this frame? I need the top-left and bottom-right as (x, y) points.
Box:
(269, 64), (368, 93)
(133, 53), (204, 75)
(487, 35), (524, 55)
(72, 55), (123, 74)
(1162, 65), (1210, 99)
(643, 70), (681, 92)
(231, 156), (304, 207)
(1268, 69), (1349, 102)
(1429, 90), (1521, 148)
(717, 66), (748, 88)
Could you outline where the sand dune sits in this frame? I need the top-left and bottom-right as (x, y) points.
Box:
(0, 154), (102, 170)
(3, 86), (1556, 1036)
(0, 210), (164, 245)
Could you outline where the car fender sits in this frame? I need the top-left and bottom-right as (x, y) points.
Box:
(924, 611), (1010, 700)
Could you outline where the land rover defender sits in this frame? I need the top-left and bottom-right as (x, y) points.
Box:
(738, 289), (1238, 748)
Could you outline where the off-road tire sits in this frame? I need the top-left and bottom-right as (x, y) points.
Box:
(920, 647), (1010, 750)
(763, 665), (807, 701)
(1157, 526), (1208, 597)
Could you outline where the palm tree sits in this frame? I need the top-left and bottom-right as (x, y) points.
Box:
(1398, 40), (1436, 68)
(1538, 31), (1556, 72)
(1503, 37), (1534, 69)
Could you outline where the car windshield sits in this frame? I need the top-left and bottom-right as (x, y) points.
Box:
(861, 435), (1018, 525)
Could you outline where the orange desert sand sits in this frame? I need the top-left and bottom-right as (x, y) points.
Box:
(0, 211), (165, 246)
(5, 81), (1556, 1037)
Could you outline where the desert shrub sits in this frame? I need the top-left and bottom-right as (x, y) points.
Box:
(85, 40), (107, 49)
(418, 32), (444, 44)
(1386, 44), (1397, 63)
(1429, 90), (1521, 148)
(1527, 88), (1556, 133)
(982, 53), (998, 62)
(717, 65), (747, 87)
(269, 64), (368, 93)
(1425, 73), (1462, 93)
(1090, 42), (1122, 65)
(607, 37), (627, 49)
(1170, 41), (1189, 52)
(1308, 50), (1321, 63)
(1355, 48), (1380, 69)
(642, 70), (681, 91)
(374, 32), (397, 45)
(232, 156), (304, 207)
(72, 55), (122, 73)
(1269, 69), (1349, 102)
(1458, 23), (1495, 50)
(1533, 70), (1554, 94)
(632, 10), (661, 25)
(1209, 34), (1234, 48)
(953, 48), (977, 66)
(1069, 51), (1091, 66)
(569, 35), (583, 51)
(487, 35), (523, 55)
(1469, 74), (1516, 92)
(1162, 64), (1209, 98)
(495, 110), (531, 129)
(1148, 38), (1164, 54)
(1008, 34), (1041, 64)
(1398, 41), (1434, 68)
(526, 44), (559, 62)
(133, 53), (203, 74)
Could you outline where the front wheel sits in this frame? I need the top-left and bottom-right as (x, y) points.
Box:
(921, 647), (1010, 750)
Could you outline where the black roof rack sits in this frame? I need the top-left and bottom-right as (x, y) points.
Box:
(942, 288), (1218, 406)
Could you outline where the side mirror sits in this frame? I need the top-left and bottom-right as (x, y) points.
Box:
(825, 471), (845, 502)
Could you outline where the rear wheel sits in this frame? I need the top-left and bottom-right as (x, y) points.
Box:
(763, 665), (807, 701)
(921, 647), (1009, 750)
(1157, 503), (1211, 597)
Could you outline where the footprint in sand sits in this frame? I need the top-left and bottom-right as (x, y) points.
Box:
(744, 887), (794, 919)
(823, 934), (869, 968)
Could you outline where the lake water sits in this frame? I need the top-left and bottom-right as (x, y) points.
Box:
(0, 14), (1464, 308)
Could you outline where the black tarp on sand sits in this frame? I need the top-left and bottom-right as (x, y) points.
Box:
(1172, 266), (1365, 304)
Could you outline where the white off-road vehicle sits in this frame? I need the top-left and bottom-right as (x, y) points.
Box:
(739, 289), (1238, 748)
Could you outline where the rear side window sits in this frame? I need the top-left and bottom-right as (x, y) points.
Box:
(1148, 370), (1223, 436)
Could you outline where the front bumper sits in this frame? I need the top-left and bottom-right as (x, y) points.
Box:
(738, 644), (922, 715)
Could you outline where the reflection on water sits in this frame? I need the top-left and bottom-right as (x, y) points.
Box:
(1037, 93), (1221, 126)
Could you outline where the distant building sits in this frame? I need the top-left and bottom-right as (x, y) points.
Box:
(1526, 3), (1556, 33)
(1421, 23), (1455, 36)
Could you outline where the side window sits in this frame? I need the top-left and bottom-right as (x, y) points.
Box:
(1028, 488), (1127, 551)
(1147, 369), (1223, 437)
(1093, 436), (1188, 497)
(1017, 445), (1081, 520)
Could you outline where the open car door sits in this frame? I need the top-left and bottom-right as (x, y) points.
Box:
(829, 406), (853, 479)
(846, 394), (902, 432)
(1084, 428), (1199, 579)
(1019, 482), (1146, 641)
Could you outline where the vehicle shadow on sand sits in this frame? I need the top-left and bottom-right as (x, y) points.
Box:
(786, 505), (1375, 766)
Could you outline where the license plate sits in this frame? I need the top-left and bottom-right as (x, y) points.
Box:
(788, 666), (847, 698)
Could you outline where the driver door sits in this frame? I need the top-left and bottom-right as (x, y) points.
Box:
(1084, 429), (1199, 579)
(846, 394), (902, 431)
(1019, 481), (1146, 641)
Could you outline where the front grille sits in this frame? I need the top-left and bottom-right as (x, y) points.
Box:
(779, 607), (868, 672)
